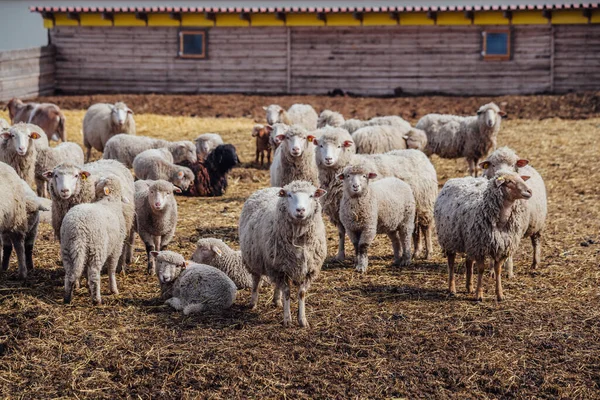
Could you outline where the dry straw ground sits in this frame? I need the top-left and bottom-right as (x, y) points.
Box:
(0, 96), (599, 399)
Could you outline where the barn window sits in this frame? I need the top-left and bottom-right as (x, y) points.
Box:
(481, 29), (511, 61)
(179, 30), (207, 59)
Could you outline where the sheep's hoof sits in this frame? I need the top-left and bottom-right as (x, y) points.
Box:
(334, 253), (345, 262)
(92, 299), (102, 306)
(496, 294), (505, 302)
(298, 320), (310, 329)
(448, 290), (456, 297)
(282, 319), (290, 328)
(272, 299), (282, 308)
(355, 265), (367, 274)
(475, 295), (483, 302)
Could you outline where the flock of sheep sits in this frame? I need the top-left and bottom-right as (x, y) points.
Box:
(0, 97), (547, 328)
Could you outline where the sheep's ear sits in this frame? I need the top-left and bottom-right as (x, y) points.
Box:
(494, 176), (506, 187)
(177, 171), (184, 179)
(1, 132), (10, 140)
(80, 171), (90, 180)
(516, 159), (529, 168)
(251, 129), (259, 137)
(173, 186), (182, 194)
(314, 188), (327, 198)
(212, 246), (223, 257)
(278, 189), (287, 197)
(150, 251), (159, 257)
(520, 175), (531, 182)
(403, 135), (409, 140)
(278, 108), (284, 114)
(337, 173), (345, 181)
(367, 172), (377, 179)
(498, 110), (507, 117)
(182, 261), (189, 269)
(343, 140), (353, 148)
(265, 125), (273, 133)
(42, 170), (53, 180)
(262, 106), (268, 111)
(103, 187), (111, 196)
(479, 161), (491, 170)
(275, 134), (286, 142)
(126, 108), (134, 115)
(307, 135), (315, 143)
(312, 138), (319, 146)
(29, 132), (41, 139)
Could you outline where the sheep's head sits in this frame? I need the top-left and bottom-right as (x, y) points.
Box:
(95, 176), (129, 204)
(403, 128), (428, 151)
(195, 134), (223, 159)
(43, 163), (90, 200)
(264, 105), (284, 125)
(110, 102), (133, 128)
(493, 170), (532, 202)
(480, 147), (529, 179)
(172, 166), (195, 191)
(317, 110), (345, 128)
(153, 251), (189, 285)
(171, 141), (197, 164)
(477, 102), (506, 129)
(313, 127), (354, 169)
(278, 180), (326, 221)
(0, 118), (10, 132)
(337, 165), (377, 197)
(252, 124), (270, 139)
(193, 238), (225, 265)
(277, 125), (315, 158)
(0, 123), (42, 156)
(148, 180), (181, 211)
(6, 98), (24, 121)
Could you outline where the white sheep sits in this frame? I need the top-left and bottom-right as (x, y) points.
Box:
(317, 110), (345, 128)
(194, 133), (224, 161)
(434, 170), (532, 301)
(35, 142), (85, 198)
(61, 176), (128, 305)
(0, 163), (48, 279)
(352, 125), (410, 154)
(154, 250), (237, 315)
(103, 134), (197, 168)
(0, 122), (46, 187)
(192, 238), (253, 290)
(270, 125), (319, 188)
(403, 128), (428, 152)
(416, 102), (506, 176)
(269, 123), (289, 150)
(480, 147), (548, 277)
(239, 180), (327, 327)
(341, 115), (411, 134)
(0, 118), (9, 130)
(134, 179), (180, 274)
(83, 102), (136, 161)
(339, 165), (416, 272)
(313, 127), (438, 261)
(264, 104), (318, 130)
(132, 148), (195, 191)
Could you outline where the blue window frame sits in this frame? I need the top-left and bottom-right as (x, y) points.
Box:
(482, 29), (511, 61)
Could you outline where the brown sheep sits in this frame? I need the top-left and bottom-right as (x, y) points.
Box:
(252, 124), (272, 166)
(6, 98), (66, 142)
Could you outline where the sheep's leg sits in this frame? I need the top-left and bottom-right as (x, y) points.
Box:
(107, 254), (120, 296)
(298, 283), (309, 328)
(399, 227), (412, 267)
(494, 258), (506, 301)
(334, 224), (346, 262)
(389, 231), (401, 266)
(423, 224), (433, 260)
(249, 273), (261, 309)
(64, 276), (78, 304)
(267, 149), (271, 166)
(165, 297), (183, 311)
(35, 178), (45, 197)
(531, 232), (541, 270)
(272, 286), (282, 308)
(356, 243), (370, 274)
(1, 234), (12, 272)
(467, 158), (477, 177)
(87, 265), (102, 306)
(447, 252), (456, 295)
(475, 259), (486, 301)
(505, 256), (514, 279)
(255, 149), (260, 164)
(412, 223), (422, 258)
(160, 231), (175, 250)
(465, 258), (474, 294)
(282, 279), (292, 327)
(85, 146), (92, 163)
(10, 235), (27, 280)
(144, 241), (156, 275)
(125, 228), (135, 265)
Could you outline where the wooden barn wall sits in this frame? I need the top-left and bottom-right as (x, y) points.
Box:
(48, 25), (599, 96)
(0, 46), (56, 102)
(553, 24), (600, 93)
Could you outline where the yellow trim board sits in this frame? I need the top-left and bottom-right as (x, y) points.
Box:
(474, 11), (509, 25)
(79, 13), (112, 27)
(251, 13), (284, 26)
(552, 10), (589, 24)
(363, 12), (397, 26)
(148, 13), (180, 27)
(437, 11), (471, 25)
(216, 13), (249, 27)
(114, 13), (146, 26)
(326, 13), (361, 26)
(399, 12), (434, 26)
(286, 13), (325, 26)
(54, 13), (79, 26)
(181, 13), (214, 27)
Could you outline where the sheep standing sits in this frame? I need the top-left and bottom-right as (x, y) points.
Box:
(195, 133), (224, 161)
(264, 104), (318, 130)
(178, 144), (239, 197)
(270, 125), (319, 188)
(269, 123), (289, 150)
(341, 115), (411, 134)
(313, 127), (437, 261)
(6, 98), (66, 142)
(416, 102), (506, 176)
(133, 148), (194, 191)
(61, 177), (128, 305)
(35, 142), (85, 197)
(252, 124), (272, 166)
(403, 128), (428, 152)
(317, 110), (345, 128)
(0, 122), (46, 186)
(103, 134), (196, 168)
(352, 125), (410, 154)
(434, 171), (532, 301)
(240, 180), (327, 327)
(480, 147), (547, 277)
(339, 165), (416, 272)
(0, 163), (47, 279)
(192, 238), (253, 290)
(83, 102), (135, 161)
(154, 250), (237, 315)
(134, 179), (180, 274)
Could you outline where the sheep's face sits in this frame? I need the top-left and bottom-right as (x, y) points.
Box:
(155, 260), (183, 284)
(314, 137), (354, 168)
(1, 126), (41, 156)
(264, 105), (283, 125)
(192, 241), (223, 264)
(148, 182), (180, 211)
(173, 168), (194, 191)
(278, 185), (326, 221)
(111, 103), (132, 128)
(404, 130), (427, 151)
(477, 104), (506, 129)
(279, 130), (315, 158)
(173, 142), (197, 163)
(338, 170), (377, 197)
(43, 165), (89, 200)
(494, 172), (532, 201)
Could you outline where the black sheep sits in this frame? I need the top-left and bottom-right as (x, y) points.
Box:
(178, 144), (239, 197)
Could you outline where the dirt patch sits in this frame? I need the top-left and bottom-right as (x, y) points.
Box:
(20, 91), (600, 122)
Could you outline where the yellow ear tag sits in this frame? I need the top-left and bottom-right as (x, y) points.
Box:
(104, 187), (110, 195)
(497, 176), (505, 182)
(81, 174), (87, 181)
(307, 136), (313, 142)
